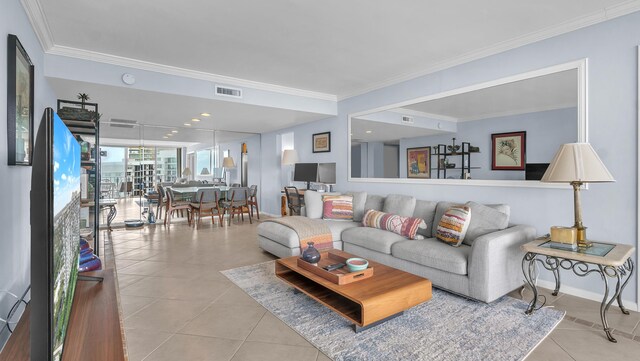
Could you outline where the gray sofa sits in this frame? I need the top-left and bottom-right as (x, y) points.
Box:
(257, 191), (535, 303)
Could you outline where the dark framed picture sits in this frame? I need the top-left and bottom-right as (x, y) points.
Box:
(312, 132), (331, 153)
(491, 131), (526, 170)
(407, 146), (431, 178)
(7, 34), (34, 166)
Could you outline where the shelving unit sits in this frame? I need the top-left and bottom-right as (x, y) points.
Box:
(433, 139), (480, 179)
(58, 99), (100, 256)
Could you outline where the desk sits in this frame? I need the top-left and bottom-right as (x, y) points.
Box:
(521, 238), (635, 342)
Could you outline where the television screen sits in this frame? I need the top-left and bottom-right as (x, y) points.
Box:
(525, 163), (550, 180)
(31, 108), (81, 361)
(293, 163), (318, 182)
(317, 162), (336, 184)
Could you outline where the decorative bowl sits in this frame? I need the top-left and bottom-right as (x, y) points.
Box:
(346, 258), (369, 272)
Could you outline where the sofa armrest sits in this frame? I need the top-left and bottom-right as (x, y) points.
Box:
(467, 225), (536, 302)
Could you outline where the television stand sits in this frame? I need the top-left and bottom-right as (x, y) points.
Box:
(0, 269), (125, 361)
(78, 274), (103, 282)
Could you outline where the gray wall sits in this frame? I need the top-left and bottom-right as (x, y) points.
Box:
(0, 0), (57, 349)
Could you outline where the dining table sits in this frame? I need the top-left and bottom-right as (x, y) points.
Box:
(167, 185), (231, 201)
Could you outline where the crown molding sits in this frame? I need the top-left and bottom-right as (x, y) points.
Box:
(20, 0), (54, 50)
(337, 1), (640, 100)
(46, 45), (337, 102)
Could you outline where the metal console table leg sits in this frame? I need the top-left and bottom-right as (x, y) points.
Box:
(522, 252), (634, 343)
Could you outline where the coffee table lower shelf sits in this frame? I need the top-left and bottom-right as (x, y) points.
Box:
(275, 253), (431, 332)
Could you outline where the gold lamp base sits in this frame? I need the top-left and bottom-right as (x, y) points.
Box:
(575, 227), (592, 248)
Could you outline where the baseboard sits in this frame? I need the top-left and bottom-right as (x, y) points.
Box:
(537, 279), (639, 312)
(260, 212), (281, 218)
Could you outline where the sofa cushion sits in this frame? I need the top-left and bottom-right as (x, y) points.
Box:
(362, 209), (426, 240)
(256, 222), (300, 248)
(341, 227), (406, 254)
(364, 194), (385, 212)
(383, 194), (416, 216)
(436, 206), (472, 247)
(304, 191), (340, 219)
(345, 191), (367, 222)
(432, 201), (463, 237)
(322, 195), (354, 220)
(463, 201), (510, 246)
(392, 238), (472, 275)
(412, 200), (438, 237)
(324, 220), (360, 241)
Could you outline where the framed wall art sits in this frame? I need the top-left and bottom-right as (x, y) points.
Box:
(313, 132), (331, 153)
(7, 34), (34, 166)
(407, 146), (431, 178)
(491, 131), (526, 170)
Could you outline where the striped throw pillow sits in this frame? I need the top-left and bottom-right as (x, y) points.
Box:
(436, 206), (472, 247)
(322, 195), (354, 220)
(362, 209), (426, 240)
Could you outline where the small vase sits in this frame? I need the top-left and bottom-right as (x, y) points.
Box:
(301, 242), (321, 264)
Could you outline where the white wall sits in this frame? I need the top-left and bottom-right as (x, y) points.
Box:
(259, 12), (640, 306)
(0, 0), (57, 349)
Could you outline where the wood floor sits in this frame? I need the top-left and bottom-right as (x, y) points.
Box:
(107, 218), (640, 361)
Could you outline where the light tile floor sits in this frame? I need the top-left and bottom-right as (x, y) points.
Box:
(107, 218), (640, 361)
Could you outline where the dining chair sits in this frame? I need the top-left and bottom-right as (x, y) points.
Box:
(222, 187), (252, 225)
(190, 188), (223, 228)
(156, 185), (166, 219)
(248, 185), (260, 219)
(284, 186), (304, 216)
(164, 188), (192, 225)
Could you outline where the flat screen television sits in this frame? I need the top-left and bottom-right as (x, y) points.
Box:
(293, 163), (318, 189)
(317, 162), (336, 184)
(31, 108), (81, 361)
(525, 163), (550, 180)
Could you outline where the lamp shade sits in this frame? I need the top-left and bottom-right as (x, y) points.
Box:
(541, 143), (614, 183)
(222, 156), (236, 168)
(201, 167), (210, 175)
(282, 149), (299, 165)
(182, 167), (192, 177)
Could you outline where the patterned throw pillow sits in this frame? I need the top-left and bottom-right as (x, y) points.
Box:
(436, 206), (472, 247)
(322, 195), (354, 220)
(362, 209), (426, 240)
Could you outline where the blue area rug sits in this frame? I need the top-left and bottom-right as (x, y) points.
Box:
(222, 261), (565, 361)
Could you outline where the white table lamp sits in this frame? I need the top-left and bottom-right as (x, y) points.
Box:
(282, 149), (298, 165)
(541, 143), (615, 247)
(223, 156), (236, 186)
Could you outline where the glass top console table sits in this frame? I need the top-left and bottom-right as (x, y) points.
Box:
(521, 238), (635, 343)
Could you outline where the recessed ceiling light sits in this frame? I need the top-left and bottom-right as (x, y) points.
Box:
(365, 130), (373, 134)
(167, 134), (173, 137)
(171, 130), (178, 133)
(191, 118), (200, 122)
(163, 136), (169, 139)
(184, 123), (191, 126)
(200, 113), (210, 117)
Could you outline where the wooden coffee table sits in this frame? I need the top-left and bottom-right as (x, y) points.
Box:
(275, 249), (432, 332)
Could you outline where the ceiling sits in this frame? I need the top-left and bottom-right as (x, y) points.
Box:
(30, 0), (636, 140)
(404, 69), (577, 121)
(351, 118), (444, 143)
(49, 78), (327, 141)
(36, 0), (636, 98)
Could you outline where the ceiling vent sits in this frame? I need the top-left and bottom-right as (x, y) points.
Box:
(215, 85), (243, 98)
(401, 116), (414, 124)
(109, 118), (138, 128)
